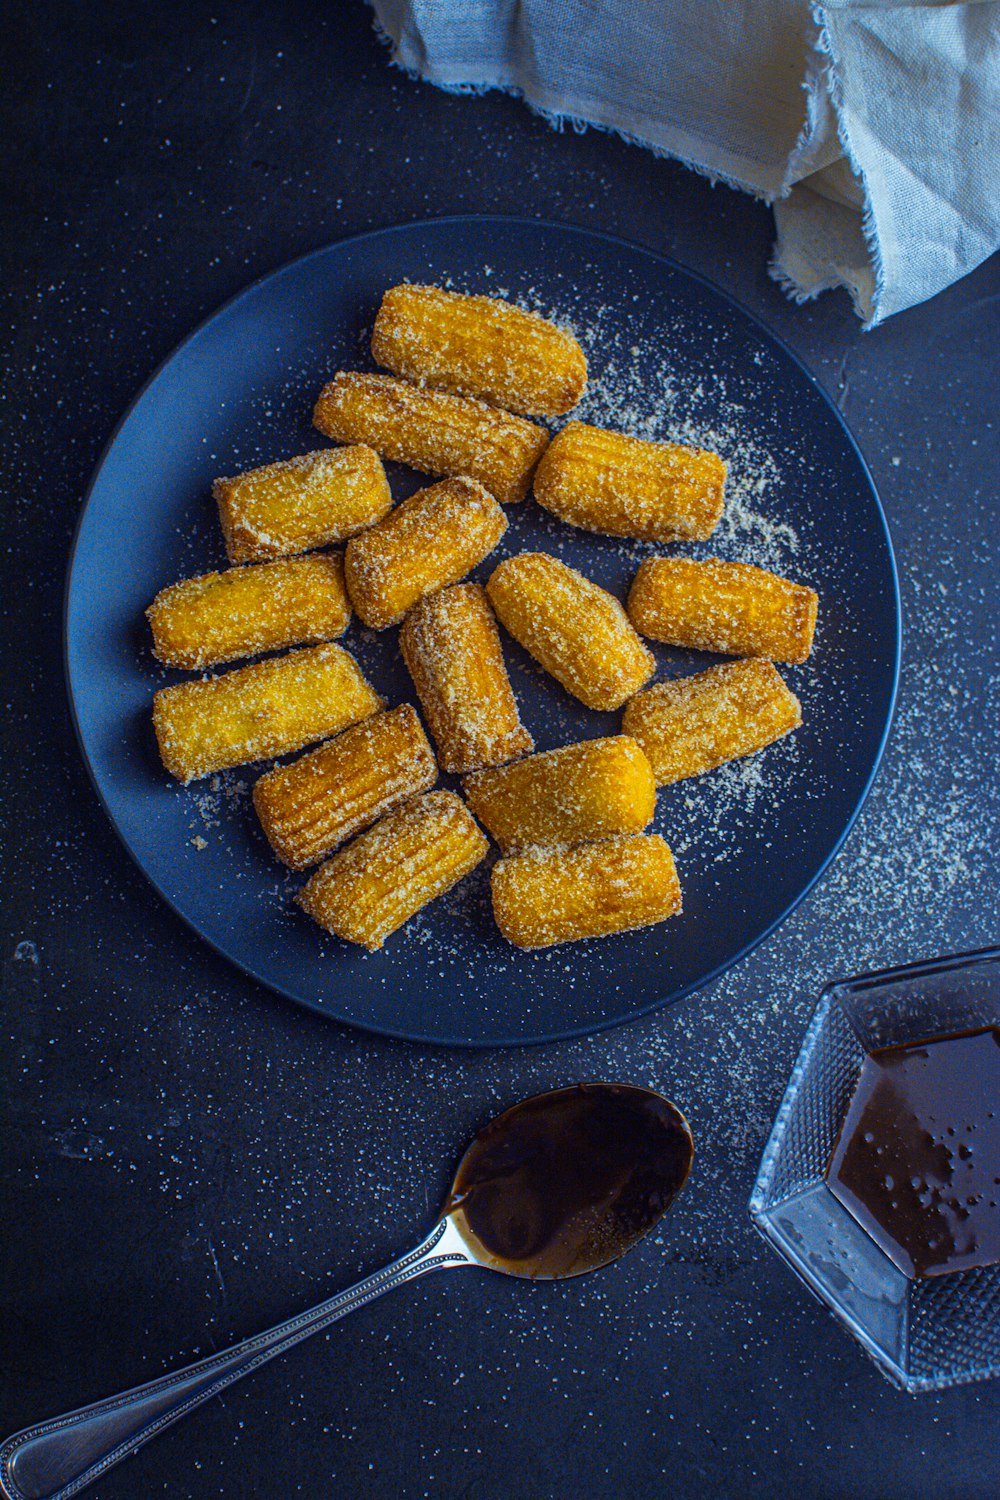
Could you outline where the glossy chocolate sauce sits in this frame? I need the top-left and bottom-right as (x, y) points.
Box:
(444, 1083), (693, 1279)
(827, 1028), (1000, 1278)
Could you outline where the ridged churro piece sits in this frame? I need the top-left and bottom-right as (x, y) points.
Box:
(371, 284), (587, 418)
(492, 835), (682, 950)
(213, 447), (391, 564)
(152, 643), (383, 784)
(296, 791), (488, 951)
(628, 557), (818, 663)
(464, 736), (655, 854)
(400, 584), (533, 774)
(313, 372), (549, 504)
(344, 477), (506, 630)
(622, 660), (802, 786)
(146, 555), (350, 670)
(486, 553), (654, 711)
(533, 421), (725, 542)
(253, 705), (438, 870)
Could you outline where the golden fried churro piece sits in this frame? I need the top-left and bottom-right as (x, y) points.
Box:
(253, 704), (438, 870)
(533, 420), (725, 542)
(344, 477), (506, 630)
(627, 556), (818, 663)
(463, 735), (656, 853)
(622, 660), (802, 786)
(313, 372), (549, 504)
(400, 584), (533, 774)
(371, 284), (587, 418)
(486, 552), (654, 711)
(152, 643), (383, 784)
(296, 791), (488, 950)
(213, 447), (391, 564)
(146, 555), (350, 670)
(491, 835), (682, 950)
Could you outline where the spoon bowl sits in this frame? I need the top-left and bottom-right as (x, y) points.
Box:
(446, 1082), (694, 1279)
(0, 1082), (693, 1500)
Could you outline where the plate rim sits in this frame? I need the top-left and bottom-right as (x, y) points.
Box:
(62, 213), (902, 1049)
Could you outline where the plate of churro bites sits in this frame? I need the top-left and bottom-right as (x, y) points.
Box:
(65, 217), (899, 1044)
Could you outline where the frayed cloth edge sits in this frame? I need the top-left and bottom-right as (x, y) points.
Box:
(767, 255), (834, 304)
(810, 6), (885, 328)
(364, 1), (773, 200)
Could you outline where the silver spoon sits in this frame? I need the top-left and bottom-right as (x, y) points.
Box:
(0, 1082), (693, 1500)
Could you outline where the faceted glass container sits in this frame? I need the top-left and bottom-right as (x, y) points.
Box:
(750, 947), (1000, 1392)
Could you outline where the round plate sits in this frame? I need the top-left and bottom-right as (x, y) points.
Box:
(65, 217), (899, 1047)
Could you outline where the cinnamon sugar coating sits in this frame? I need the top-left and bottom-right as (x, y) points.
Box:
(296, 791), (488, 950)
(152, 643), (382, 783)
(344, 476), (506, 630)
(401, 583), (533, 774)
(313, 372), (549, 504)
(492, 835), (682, 950)
(622, 659), (801, 786)
(534, 420), (725, 542)
(147, 554), (350, 670)
(253, 705), (437, 870)
(487, 552), (654, 711)
(371, 283), (586, 418)
(213, 446), (390, 564)
(463, 735), (655, 853)
(628, 556), (818, 662)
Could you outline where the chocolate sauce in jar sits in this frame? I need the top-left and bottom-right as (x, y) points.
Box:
(827, 1028), (1000, 1278)
(443, 1082), (694, 1279)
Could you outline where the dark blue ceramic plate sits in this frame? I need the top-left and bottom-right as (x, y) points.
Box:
(65, 217), (899, 1046)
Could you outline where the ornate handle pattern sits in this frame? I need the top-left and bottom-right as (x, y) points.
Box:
(0, 1219), (473, 1500)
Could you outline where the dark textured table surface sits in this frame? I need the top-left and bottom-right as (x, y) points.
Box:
(2, 4), (998, 1497)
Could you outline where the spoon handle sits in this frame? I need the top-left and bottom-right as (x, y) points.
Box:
(0, 1219), (473, 1500)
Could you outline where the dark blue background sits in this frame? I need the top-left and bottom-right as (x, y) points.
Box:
(3, 3), (998, 1496)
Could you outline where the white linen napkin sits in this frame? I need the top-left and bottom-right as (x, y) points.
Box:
(368, 0), (1000, 327)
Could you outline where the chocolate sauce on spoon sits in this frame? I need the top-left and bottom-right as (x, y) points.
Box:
(444, 1082), (694, 1278)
